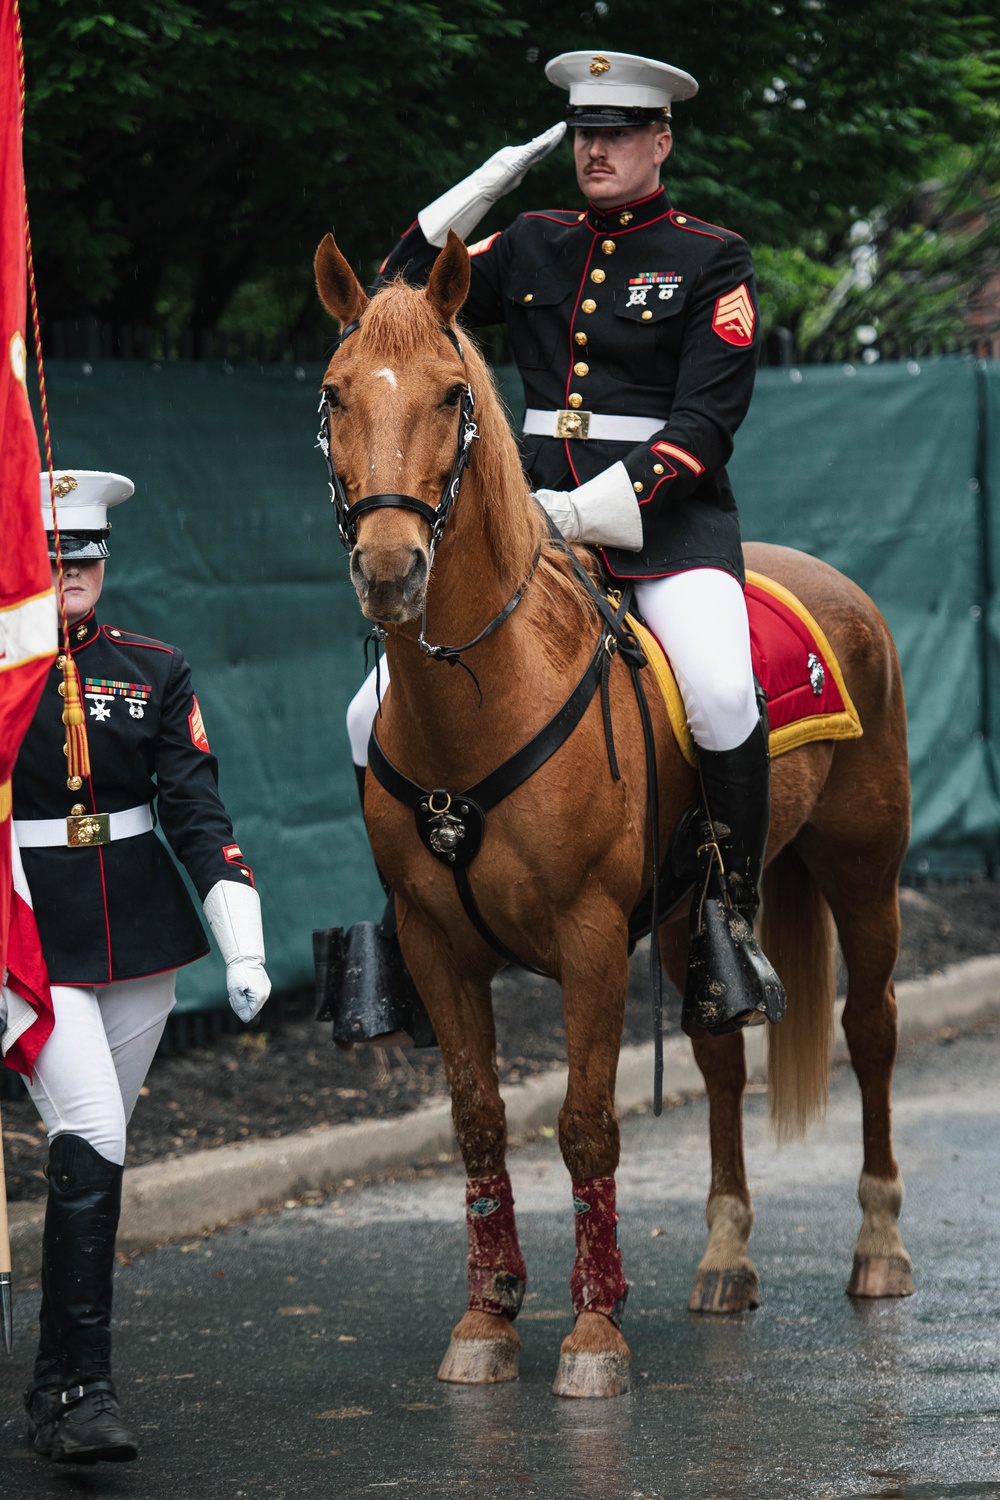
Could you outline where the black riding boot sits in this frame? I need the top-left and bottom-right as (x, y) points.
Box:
(681, 718), (787, 1037)
(24, 1134), (138, 1464)
(313, 768), (437, 1048)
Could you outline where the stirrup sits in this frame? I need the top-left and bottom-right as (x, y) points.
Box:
(313, 921), (438, 1048)
(681, 826), (785, 1038)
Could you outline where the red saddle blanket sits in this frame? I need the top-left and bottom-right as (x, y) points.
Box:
(628, 569), (863, 765)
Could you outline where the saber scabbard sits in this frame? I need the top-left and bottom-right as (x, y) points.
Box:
(0, 1097), (13, 1353)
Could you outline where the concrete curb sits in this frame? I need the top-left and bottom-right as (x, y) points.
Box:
(9, 953), (1000, 1282)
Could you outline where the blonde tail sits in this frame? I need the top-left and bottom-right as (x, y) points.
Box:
(759, 846), (837, 1141)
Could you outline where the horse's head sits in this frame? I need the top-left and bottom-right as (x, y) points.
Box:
(314, 232), (472, 624)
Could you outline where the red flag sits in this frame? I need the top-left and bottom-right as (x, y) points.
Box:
(0, 0), (57, 1072)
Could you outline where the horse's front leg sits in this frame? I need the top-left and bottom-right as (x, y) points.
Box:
(399, 908), (525, 1384)
(552, 906), (632, 1399)
(662, 924), (760, 1313)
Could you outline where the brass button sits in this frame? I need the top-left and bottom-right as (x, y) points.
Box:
(523, 293), (533, 303)
(642, 310), (653, 321)
(62, 744), (69, 757)
(619, 210), (633, 226)
(70, 803), (86, 816)
(653, 463), (665, 475)
(109, 629), (121, 637)
(568, 393), (583, 409)
(581, 299), (597, 314)
(574, 362), (589, 377)
(601, 239), (616, 255)
(574, 332), (588, 346)
(577, 212), (586, 222)
(633, 481), (644, 493)
(58, 682), (66, 697)
(590, 268), (606, 284)
(241, 867), (251, 878)
(675, 215), (687, 224)
(68, 775), (82, 791)
(56, 654), (67, 669)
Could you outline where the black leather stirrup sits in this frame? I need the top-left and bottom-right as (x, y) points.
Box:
(314, 768), (438, 1049)
(681, 716), (786, 1037)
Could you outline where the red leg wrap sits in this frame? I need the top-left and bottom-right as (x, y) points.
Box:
(465, 1172), (527, 1319)
(570, 1177), (629, 1326)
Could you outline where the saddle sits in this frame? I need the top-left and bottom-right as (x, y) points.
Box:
(628, 569), (862, 769)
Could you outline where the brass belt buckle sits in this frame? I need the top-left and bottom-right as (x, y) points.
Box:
(66, 812), (110, 847)
(554, 409), (591, 439)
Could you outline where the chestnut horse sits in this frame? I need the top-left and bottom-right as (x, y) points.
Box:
(314, 230), (913, 1400)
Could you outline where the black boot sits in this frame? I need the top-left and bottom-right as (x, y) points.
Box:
(681, 718), (786, 1037)
(25, 1134), (138, 1464)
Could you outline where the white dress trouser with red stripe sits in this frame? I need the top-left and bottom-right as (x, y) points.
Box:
(346, 567), (758, 762)
(26, 972), (177, 1167)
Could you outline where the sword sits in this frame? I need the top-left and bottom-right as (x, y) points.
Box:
(0, 1095), (13, 1353)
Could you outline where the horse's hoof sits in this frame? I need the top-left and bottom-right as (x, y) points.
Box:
(689, 1267), (761, 1314)
(846, 1255), (915, 1299)
(437, 1311), (520, 1384)
(552, 1349), (631, 1399)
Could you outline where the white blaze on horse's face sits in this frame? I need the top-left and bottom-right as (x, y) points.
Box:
(323, 346), (467, 626)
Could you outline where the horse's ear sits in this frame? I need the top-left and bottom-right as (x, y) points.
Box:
(314, 233), (369, 327)
(426, 230), (471, 327)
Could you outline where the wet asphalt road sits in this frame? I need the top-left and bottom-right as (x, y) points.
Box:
(3, 1029), (1000, 1500)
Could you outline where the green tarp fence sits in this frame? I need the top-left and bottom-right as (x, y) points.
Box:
(28, 354), (998, 1015)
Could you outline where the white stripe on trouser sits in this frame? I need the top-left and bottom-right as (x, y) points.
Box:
(26, 971), (178, 1166)
(345, 569), (757, 764)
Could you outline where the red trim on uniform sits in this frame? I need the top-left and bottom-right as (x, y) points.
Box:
(101, 625), (173, 654)
(602, 212), (672, 239)
(96, 845), (113, 982)
(652, 440), (704, 475)
(563, 231), (600, 486)
(669, 209), (725, 243)
(56, 953), (209, 987)
(640, 460), (677, 504)
(600, 553), (745, 584)
(586, 187), (663, 217)
(467, 231), (501, 257)
(524, 211), (584, 225)
(223, 844), (255, 887)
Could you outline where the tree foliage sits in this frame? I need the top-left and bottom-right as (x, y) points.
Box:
(20, 0), (1000, 337)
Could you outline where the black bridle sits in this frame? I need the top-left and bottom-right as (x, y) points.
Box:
(316, 317), (537, 695)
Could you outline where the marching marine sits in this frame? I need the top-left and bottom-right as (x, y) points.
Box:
(343, 49), (783, 1038)
(11, 471), (271, 1464)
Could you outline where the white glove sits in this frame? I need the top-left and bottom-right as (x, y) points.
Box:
(203, 880), (272, 1023)
(534, 462), (644, 550)
(418, 122), (567, 248)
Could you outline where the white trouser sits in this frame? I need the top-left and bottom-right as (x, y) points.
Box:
(26, 971), (177, 1166)
(345, 568), (757, 763)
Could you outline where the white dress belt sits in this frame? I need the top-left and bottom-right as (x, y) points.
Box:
(523, 408), (665, 442)
(14, 803), (154, 848)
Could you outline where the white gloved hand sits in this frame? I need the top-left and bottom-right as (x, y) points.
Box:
(418, 122), (567, 248)
(203, 879), (272, 1023)
(534, 461), (644, 550)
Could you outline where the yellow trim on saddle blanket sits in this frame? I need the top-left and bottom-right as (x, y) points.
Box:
(623, 569), (863, 768)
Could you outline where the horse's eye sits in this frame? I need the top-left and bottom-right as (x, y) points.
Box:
(324, 387), (341, 409)
(443, 384), (464, 408)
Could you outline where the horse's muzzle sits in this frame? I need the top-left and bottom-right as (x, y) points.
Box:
(351, 544), (428, 623)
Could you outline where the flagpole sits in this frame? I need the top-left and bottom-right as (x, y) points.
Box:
(0, 1098), (12, 1353)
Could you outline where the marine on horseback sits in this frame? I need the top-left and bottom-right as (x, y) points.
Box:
(311, 46), (913, 1399)
(336, 48), (785, 1043)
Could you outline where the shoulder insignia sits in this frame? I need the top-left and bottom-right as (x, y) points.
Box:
(712, 283), (756, 347)
(467, 231), (501, 257)
(188, 696), (210, 753)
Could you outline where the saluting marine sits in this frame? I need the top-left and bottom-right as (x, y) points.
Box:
(345, 50), (781, 1036)
(12, 471), (271, 1465)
